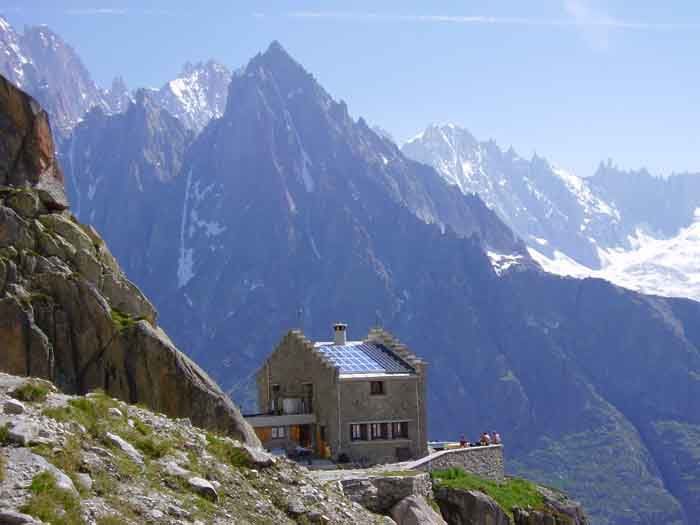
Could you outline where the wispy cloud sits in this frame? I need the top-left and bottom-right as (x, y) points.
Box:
(287, 10), (699, 31)
(65, 8), (176, 17)
(66, 8), (128, 16)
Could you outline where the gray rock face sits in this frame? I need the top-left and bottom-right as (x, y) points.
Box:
(0, 509), (42, 524)
(340, 473), (434, 514)
(187, 476), (218, 501)
(3, 398), (25, 414)
(391, 495), (446, 525)
(0, 75), (68, 210)
(104, 432), (144, 465)
(434, 486), (510, 525)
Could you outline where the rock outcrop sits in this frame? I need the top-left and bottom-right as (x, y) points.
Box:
(391, 495), (447, 525)
(434, 484), (588, 525)
(0, 74), (257, 445)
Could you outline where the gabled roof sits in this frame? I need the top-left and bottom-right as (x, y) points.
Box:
(314, 341), (415, 376)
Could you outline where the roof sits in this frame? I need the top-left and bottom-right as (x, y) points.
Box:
(314, 341), (415, 376)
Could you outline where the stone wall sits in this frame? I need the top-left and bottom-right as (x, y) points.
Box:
(412, 445), (504, 481)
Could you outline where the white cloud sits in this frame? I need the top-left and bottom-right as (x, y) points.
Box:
(66, 8), (128, 16)
(287, 10), (699, 31)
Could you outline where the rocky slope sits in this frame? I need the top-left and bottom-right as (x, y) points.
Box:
(0, 73), (255, 444)
(402, 124), (700, 302)
(0, 373), (391, 524)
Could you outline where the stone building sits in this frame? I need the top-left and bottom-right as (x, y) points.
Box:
(246, 324), (428, 464)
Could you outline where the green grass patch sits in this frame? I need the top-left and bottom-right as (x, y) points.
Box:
(43, 393), (119, 438)
(20, 471), (84, 525)
(132, 434), (172, 459)
(110, 307), (145, 332)
(432, 468), (544, 518)
(206, 432), (252, 469)
(0, 423), (10, 445)
(12, 380), (51, 402)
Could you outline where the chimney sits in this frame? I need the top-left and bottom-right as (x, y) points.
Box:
(333, 323), (347, 345)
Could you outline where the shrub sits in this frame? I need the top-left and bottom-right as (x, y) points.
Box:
(11, 380), (50, 402)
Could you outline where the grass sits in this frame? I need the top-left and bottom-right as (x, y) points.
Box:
(206, 432), (252, 469)
(110, 307), (145, 332)
(0, 453), (5, 482)
(432, 468), (544, 518)
(0, 423), (9, 445)
(20, 471), (84, 525)
(43, 392), (176, 463)
(11, 380), (51, 402)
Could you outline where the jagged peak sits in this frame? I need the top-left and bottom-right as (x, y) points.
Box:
(0, 15), (12, 33)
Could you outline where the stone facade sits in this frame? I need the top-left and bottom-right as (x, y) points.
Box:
(412, 445), (504, 481)
(252, 326), (428, 464)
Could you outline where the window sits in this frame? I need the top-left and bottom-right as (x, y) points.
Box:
(303, 383), (313, 412)
(271, 426), (285, 439)
(370, 381), (385, 395)
(350, 423), (368, 441)
(392, 421), (409, 439)
(370, 422), (389, 440)
(271, 384), (281, 413)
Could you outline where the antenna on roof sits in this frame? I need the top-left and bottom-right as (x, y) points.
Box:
(297, 306), (304, 330)
(374, 310), (382, 328)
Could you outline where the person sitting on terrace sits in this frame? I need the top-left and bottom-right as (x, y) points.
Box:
(491, 431), (501, 444)
(459, 434), (467, 447)
(480, 432), (491, 446)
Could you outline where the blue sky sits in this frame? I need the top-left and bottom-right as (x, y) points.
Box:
(3, 0), (700, 177)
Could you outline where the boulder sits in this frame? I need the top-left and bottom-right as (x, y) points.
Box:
(391, 495), (447, 525)
(187, 476), (218, 501)
(104, 432), (144, 465)
(434, 486), (510, 525)
(0, 509), (42, 524)
(3, 398), (25, 415)
(7, 421), (41, 446)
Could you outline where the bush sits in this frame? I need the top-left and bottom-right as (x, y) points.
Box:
(11, 380), (50, 402)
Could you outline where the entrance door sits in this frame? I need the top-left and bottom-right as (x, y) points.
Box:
(299, 424), (312, 448)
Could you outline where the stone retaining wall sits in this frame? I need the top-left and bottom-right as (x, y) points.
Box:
(411, 445), (504, 480)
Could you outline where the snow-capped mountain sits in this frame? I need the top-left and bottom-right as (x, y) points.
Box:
(0, 16), (114, 134)
(149, 60), (231, 132)
(403, 123), (700, 301)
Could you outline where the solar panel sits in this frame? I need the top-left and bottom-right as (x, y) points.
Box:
(315, 343), (414, 375)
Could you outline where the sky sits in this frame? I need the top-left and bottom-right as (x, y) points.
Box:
(2, 0), (700, 178)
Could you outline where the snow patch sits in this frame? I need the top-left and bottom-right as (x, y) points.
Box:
(532, 212), (700, 302)
(488, 251), (524, 276)
(177, 169), (195, 288)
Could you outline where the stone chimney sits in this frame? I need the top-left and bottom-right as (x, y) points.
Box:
(333, 323), (347, 345)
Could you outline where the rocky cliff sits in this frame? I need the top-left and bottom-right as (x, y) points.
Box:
(0, 73), (257, 445)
